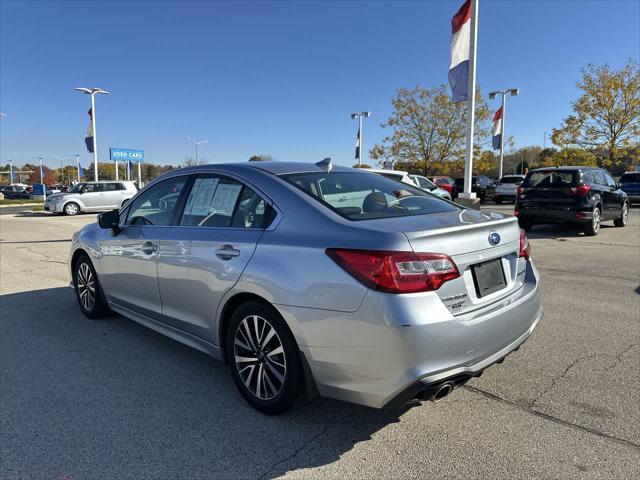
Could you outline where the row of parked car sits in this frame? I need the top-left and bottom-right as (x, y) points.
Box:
(364, 167), (638, 237)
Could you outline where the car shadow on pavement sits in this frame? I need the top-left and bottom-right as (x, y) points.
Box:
(1, 287), (409, 480)
(525, 223), (616, 240)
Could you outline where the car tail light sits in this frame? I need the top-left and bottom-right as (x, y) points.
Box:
(571, 184), (591, 196)
(519, 230), (531, 259)
(517, 187), (524, 196)
(326, 249), (459, 293)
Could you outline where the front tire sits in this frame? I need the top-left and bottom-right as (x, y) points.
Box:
(64, 202), (80, 216)
(614, 202), (629, 227)
(73, 254), (110, 318)
(226, 301), (302, 415)
(583, 206), (601, 236)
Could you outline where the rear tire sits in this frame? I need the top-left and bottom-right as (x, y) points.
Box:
(583, 206), (601, 236)
(226, 301), (302, 415)
(614, 202), (629, 227)
(64, 202), (80, 216)
(73, 253), (110, 318)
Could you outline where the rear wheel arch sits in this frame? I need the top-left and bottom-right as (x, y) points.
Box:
(218, 292), (276, 363)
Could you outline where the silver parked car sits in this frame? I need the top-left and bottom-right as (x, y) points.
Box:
(46, 181), (138, 215)
(69, 161), (542, 414)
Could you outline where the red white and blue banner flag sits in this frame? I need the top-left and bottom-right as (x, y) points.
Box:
(85, 108), (94, 153)
(449, 0), (471, 103)
(492, 107), (503, 150)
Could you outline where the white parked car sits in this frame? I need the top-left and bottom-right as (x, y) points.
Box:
(494, 175), (525, 204)
(45, 181), (138, 215)
(362, 169), (452, 200)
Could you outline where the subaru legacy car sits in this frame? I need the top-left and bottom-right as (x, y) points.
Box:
(516, 166), (629, 235)
(46, 181), (137, 215)
(69, 161), (542, 414)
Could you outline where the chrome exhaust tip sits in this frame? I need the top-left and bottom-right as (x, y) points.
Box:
(431, 382), (454, 402)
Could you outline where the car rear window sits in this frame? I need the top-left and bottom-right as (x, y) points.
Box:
(499, 176), (523, 184)
(280, 171), (459, 221)
(523, 171), (578, 188)
(621, 173), (640, 182)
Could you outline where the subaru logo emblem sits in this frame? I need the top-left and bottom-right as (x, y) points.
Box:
(488, 231), (501, 246)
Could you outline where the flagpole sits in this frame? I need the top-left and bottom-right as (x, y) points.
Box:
(75, 154), (80, 182)
(499, 92), (506, 179)
(461, 0), (478, 199)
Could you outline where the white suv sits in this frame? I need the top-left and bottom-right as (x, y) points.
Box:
(45, 181), (138, 215)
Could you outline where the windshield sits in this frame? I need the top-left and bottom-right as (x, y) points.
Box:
(499, 176), (524, 184)
(280, 171), (458, 221)
(413, 176), (436, 189)
(67, 183), (85, 193)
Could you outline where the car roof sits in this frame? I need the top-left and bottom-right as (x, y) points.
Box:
(83, 180), (135, 183)
(529, 166), (598, 172)
(365, 168), (408, 175)
(171, 161), (360, 176)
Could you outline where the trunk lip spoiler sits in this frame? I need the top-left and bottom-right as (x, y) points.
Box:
(401, 215), (518, 239)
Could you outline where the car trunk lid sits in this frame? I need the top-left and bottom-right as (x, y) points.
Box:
(361, 209), (526, 315)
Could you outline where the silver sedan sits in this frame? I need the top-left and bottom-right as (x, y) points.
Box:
(69, 161), (542, 414)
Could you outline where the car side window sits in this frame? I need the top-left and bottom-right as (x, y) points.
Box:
(591, 170), (606, 186)
(125, 176), (188, 226)
(82, 184), (99, 193)
(179, 174), (272, 229)
(603, 172), (617, 188)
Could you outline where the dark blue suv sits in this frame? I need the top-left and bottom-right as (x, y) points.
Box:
(619, 172), (640, 204)
(516, 166), (629, 236)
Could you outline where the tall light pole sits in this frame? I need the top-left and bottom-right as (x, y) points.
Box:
(185, 137), (208, 165)
(74, 87), (110, 182)
(350, 111), (371, 167)
(8, 157), (14, 184)
(489, 88), (519, 178)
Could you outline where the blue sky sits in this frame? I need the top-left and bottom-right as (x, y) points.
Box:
(1, 0), (638, 169)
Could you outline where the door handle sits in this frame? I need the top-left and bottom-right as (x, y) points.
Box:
(142, 241), (158, 255)
(216, 245), (240, 260)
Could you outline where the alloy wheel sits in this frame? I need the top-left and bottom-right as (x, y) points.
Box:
(233, 315), (287, 400)
(77, 262), (96, 311)
(622, 203), (629, 224)
(592, 208), (600, 233)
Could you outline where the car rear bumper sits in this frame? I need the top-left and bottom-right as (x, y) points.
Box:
(278, 260), (542, 408)
(516, 207), (593, 224)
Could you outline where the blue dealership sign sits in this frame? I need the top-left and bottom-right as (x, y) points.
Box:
(109, 148), (144, 163)
(32, 183), (45, 195)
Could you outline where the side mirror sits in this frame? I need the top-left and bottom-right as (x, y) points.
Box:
(98, 209), (120, 234)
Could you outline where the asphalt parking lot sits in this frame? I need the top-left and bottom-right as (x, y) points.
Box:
(1, 206), (639, 479)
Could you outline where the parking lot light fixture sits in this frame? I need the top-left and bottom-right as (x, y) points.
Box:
(74, 87), (110, 182)
(488, 88), (519, 178)
(350, 112), (372, 167)
(185, 137), (208, 165)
